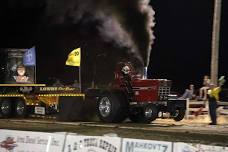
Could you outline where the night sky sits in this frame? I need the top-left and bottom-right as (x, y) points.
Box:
(0, 0), (227, 93)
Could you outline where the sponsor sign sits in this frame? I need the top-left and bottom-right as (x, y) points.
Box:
(173, 142), (197, 152)
(0, 129), (65, 152)
(122, 138), (172, 152)
(194, 144), (228, 152)
(174, 142), (228, 152)
(23, 46), (36, 66)
(35, 106), (45, 115)
(64, 135), (121, 152)
(39, 87), (76, 92)
(37, 86), (80, 94)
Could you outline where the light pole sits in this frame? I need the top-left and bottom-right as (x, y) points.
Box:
(210, 0), (222, 86)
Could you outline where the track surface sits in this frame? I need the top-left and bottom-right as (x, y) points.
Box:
(0, 116), (228, 146)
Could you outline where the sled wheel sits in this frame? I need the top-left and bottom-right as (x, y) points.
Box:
(15, 99), (27, 118)
(0, 99), (12, 118)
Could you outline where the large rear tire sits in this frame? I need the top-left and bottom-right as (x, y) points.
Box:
(97, 90), (128, 123)
(173, 108), (186, 121)
(0, 99), (12, 118)
(15, 99), (27, 118)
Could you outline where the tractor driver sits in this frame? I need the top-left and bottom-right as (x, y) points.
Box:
(121, 65), (132, 82)
(121, 65), (134, 97)
(122, 65), (131, 75)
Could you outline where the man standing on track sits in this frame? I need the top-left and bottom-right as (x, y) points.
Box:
(208, 76), (226, 125)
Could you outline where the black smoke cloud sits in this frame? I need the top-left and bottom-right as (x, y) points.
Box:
(0, 0), (154, 82)
(44, 0), (155, 67)
(1, 0), (154, 66)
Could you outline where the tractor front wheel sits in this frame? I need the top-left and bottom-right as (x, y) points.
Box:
(173, 108), (186, 121)
(142, 104), (158, 123)
(129, 104), (158, 123)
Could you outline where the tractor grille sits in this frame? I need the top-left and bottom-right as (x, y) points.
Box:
(158, 80), (172, 100)
(158, 86), (170, 100)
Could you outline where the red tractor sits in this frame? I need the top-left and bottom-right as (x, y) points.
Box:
(89, 62), (186, 123)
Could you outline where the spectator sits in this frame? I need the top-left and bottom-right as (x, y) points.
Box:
(199, 75), (210, 101)
(180, 84), (195, 99)
(208, 76), (226, 125)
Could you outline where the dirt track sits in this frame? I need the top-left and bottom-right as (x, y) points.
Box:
(0, 116), (228, 146)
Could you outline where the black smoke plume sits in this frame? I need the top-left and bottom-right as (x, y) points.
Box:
(45, 0), (155, 66)
(2, 0), (155, 66)
(1, 0), (156, 82)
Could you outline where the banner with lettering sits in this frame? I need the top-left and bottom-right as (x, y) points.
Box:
(173, 142), (228, 152)
(173, 142), (197, 152)
(64, 135), (122, 152)
(121, 138), (172, 152)
(194, 144), (228, 152)
(0, 129), (65, 152)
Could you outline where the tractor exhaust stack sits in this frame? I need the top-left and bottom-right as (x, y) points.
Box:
(143, 67), (148, 79)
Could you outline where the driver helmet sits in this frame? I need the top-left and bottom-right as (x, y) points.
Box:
(122, 65), (130, 75)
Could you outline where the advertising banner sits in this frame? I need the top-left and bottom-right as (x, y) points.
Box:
(173, 142), (197, 152)
(0, 129), (65, 152)
(63, 135), (122, 152)
(173, 142), (228, 152)
(121, 138), (172, 152)
(23, 46), (36, 66)
(194, 144), (228, 152)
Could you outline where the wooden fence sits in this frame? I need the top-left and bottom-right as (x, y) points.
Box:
(185, 99), (228, 119)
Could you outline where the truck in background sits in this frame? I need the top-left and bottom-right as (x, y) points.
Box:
(0, 48), (85, 120)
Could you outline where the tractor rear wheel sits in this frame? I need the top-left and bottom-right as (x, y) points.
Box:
(0, 99), (12, 118)
(97, 90), (128, 123)
(15, 99), (27, 118)
(173, 108), (186, 121)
